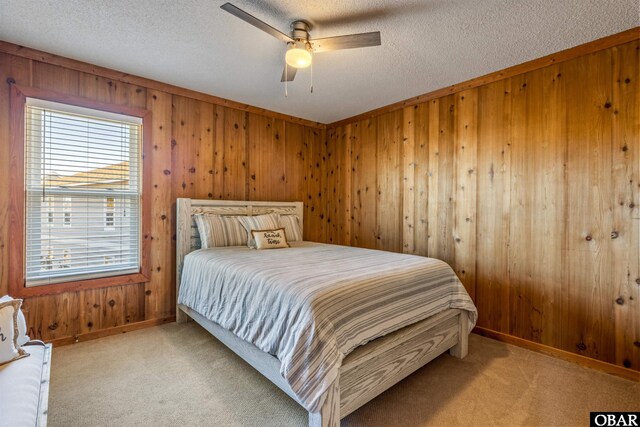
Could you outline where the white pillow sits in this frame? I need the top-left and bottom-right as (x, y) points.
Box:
(278, 214), (303, 242)
(194, 214), (247, 248)
(237, 214), (281, 248)
(251, 228), (290, 249)
(0, 295), (29, 346)
(0, 299), (27, 365)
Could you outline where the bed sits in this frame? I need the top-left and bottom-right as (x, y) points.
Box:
(175, 198), (477, 427)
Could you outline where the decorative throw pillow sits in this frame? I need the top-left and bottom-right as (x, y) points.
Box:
(0, 296), (29, 347)
(278, 214), (303, 242)
(0, 300), (27, 366)
(237, 213), (281, 248)
(251, 228), (290, 249)
(194, 214), (247, 248)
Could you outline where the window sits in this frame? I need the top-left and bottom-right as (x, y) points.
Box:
(24, 98), (143, 287)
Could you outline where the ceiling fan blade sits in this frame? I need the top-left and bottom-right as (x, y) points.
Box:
(312, 31), (381, 53)
(220, 3), (293, 43)
(281, 65), (297, 82)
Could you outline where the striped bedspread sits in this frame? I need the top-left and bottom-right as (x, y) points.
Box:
(178, 242), (477, 413)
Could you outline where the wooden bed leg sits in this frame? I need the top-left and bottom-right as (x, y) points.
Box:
(449, 312), (469, 359)
(308, 378), (340, 427)
(176, 306), (189, 324)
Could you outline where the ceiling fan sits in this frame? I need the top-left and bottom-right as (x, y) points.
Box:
(220, 2), (382, 83)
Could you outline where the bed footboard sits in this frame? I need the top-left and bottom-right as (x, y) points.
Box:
(449, 309), (469, 359)
(309, 379), (340, 427)
(181, 301), (466, 427)
(338, 309), (463, 421)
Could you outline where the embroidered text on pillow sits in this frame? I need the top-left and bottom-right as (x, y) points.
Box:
(251, 228), (290, 249)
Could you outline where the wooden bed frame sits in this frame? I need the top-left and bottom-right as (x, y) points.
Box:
(176, 198), (469, 427)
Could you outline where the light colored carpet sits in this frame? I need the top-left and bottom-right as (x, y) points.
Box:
(49, 322), (639, 427)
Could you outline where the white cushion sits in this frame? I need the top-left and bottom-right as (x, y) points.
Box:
(0, 296), (29, 347)
(251, 228), (290, 249)
(0, 344), (46, 427)
(237, 214), (281, 248)
(0, 300), (27, 365)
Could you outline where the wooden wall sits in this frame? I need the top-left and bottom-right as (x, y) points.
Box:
(322, 40), (639, 371)
(0, 50), (325, 344)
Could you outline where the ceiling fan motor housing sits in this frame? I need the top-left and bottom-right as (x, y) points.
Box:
(291, 20), (311, 43)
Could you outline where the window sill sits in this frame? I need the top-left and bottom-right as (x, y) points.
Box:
(10, 272), (149, 298)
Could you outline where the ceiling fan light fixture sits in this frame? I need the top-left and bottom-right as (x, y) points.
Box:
(286, 43), (312, 68)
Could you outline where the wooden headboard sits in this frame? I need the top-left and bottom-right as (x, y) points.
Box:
(175, 198), (304, 302)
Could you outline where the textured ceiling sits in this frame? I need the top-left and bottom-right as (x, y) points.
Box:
(0, 0), (637, 123)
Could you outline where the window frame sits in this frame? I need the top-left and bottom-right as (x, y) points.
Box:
(9, 84), (152, 298)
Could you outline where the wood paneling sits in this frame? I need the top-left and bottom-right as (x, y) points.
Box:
(351, 119), (377, 249)
(325, 126), (353, 245)
(145, 90), (173, 320)
(304, 127), (327, 242)
(321, 40), (640, 371)
(376, 110), (403, 253)
(0, 52), (322, 343)
(0, 41), (325, 129)
(329, 27), (640, 128)
(475, 78), (512, 334)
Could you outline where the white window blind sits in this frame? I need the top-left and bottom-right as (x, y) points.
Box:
(25, 98), (143, 287)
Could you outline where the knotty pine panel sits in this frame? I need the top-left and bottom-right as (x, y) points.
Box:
(475, 78), (512, 334)
(431, 95), (457, 267)
(351, 119), (378, 249)
(304, 126), (327, 242)
(610, 42), (639, 370)
(452, 90), (478, 299)
(376, 110), (403, 253)
(402, 107), (416, 254)
(564, 49), (616, 363)
(247, 113), (286, 201)
(145, 90), (173, 320)
(284, 122), (307, 205)
(321, 40), (639, 371)
(411, 104), (430, 257)
(0, 52), (321, 343)
(220, 107), (248, 201)
(325, 126), (352, 245)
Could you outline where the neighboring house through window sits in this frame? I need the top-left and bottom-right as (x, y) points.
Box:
(46, 196), (54, 225)
(63, 197), (71, 227)
(105, 197), (115, 228)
